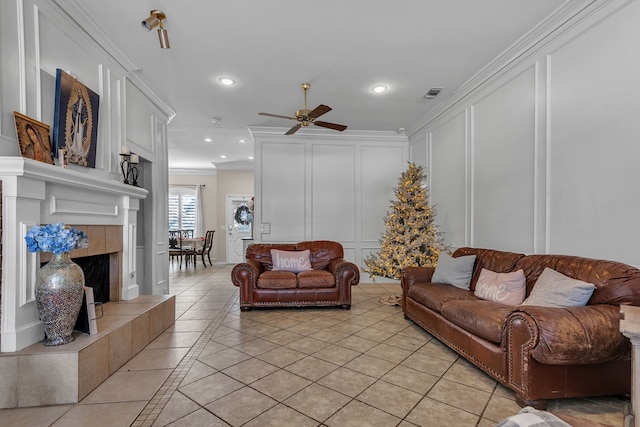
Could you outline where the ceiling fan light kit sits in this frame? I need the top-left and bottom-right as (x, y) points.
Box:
(259, 83), (348, 135)
(142, 10), (170, 49)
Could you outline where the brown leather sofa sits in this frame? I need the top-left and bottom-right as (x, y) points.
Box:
(401, 247), (640, 409)
(231, 240), (360, 311)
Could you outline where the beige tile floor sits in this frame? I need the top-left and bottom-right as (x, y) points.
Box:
(0, 264), (629, 426)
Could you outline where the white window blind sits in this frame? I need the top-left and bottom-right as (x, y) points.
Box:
(168, 186), (197, 231)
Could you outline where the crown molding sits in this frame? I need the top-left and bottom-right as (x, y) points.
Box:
(408, 0), (607, 136)
(52, 1), (176, 122)
(248, 126), (408, 143)
(51, 0), (138, 72)
(125, 74), (177, 123)
(169, 168), (217, 176)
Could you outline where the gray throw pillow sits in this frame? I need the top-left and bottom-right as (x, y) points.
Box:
(431, 252), (476, 289)
(520, 267), (595, 307)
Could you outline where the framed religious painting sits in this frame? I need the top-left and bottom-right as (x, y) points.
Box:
(13, 111), (55, 165)
(52, 69), (100, 168)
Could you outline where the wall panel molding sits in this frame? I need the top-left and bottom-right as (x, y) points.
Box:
(252, 128), (408, 267)
(19, 221), (37, 307)
(409, 0), (640, 266)
(16, 0), (27, 115)
(408, 0), (618, 137)
(49, 195), (119, 217)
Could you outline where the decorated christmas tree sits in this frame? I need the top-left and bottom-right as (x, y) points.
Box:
(364, 162), (444, 280)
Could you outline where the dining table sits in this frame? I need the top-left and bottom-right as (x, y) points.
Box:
(179, 236), (204, 250)
(176, 236), (205, 268)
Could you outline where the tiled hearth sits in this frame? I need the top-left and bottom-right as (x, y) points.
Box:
(0, 295), (175, 408)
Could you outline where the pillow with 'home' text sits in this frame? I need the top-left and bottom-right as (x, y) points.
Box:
(271, 249), (313, 273)
(474, 268), (526, 306)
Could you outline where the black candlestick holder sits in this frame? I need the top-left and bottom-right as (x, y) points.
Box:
(130, 164), (139, 187)
(120, 154), (131, 184)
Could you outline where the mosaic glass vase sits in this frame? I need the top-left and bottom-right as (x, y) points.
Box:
(35, 252), (85, 346)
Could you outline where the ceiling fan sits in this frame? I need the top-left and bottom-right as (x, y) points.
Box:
(259, 83), (348, 135)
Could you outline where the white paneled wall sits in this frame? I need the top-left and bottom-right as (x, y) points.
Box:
(472, 68), (537, 253)
(429, 112), (467, 248)
(546, 2), (640, 263)
(251, 127), (408, 267)
(0, 0), (174, 350)
(312, 144), (356, 242)
(360, 145), (406, 262)
(260, 141), (307, 242)
(409, 0), (640, 267)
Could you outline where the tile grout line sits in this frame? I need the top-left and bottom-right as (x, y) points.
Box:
(131, 273), (238, 426)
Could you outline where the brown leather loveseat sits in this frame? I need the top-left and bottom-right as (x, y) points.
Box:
(231, 240), (359, 311)
(401, 247), (640, 409)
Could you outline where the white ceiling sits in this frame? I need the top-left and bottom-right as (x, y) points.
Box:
(67, 0), (564, 172)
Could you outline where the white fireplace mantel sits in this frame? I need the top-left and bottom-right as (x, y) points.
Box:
(0, 157), (147, 352)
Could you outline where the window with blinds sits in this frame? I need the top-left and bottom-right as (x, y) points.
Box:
(168, 186), (197, 231)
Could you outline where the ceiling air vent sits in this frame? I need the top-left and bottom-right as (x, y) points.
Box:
(424, 88), (443, 99)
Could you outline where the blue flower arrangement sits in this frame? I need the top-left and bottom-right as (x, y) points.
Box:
(25, 222), (89, 254)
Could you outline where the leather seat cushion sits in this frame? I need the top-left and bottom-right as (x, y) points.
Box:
(441, 299), (516, 344)
(407, 283), (477, 313)
(297, 270), (335, 288)
(257, 271), (297, 289)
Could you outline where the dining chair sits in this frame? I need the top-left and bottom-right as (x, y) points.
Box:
(180, 229), (196, 267)
(168, 230), (184, 268)
(195, 230), (215, 267)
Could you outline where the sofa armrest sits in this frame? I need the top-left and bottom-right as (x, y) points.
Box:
(327, 258), (360, 287)
(506, 304), (630, 365)
(400, 267), (436, 312)
(231, 259), (263, 288)
(401, 266), (435, 287)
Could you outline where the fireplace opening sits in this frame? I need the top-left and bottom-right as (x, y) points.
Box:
(74, 254), (110, 303)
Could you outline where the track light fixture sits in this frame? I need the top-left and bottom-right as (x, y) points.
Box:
(141, 10), (170, 49)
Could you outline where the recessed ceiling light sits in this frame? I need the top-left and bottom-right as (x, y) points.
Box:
(204, 138), (212, 142)
(371, 84), (388, 94)
(220, 155), (227, 159)
(238, 139), (246, 144)
(218, 77), (236, 86)
(248, 156), (254, 160)
(211, 117), (221, 124)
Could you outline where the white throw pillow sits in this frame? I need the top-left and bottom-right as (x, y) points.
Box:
(520, 267), (595, 307)
(431, 252), (476, 289)
(474, 268), (526, 306)
(271, 249), (312, 273)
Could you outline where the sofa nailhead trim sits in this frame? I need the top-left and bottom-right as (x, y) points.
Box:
(506, 313), (537, 395)
(405, 308), (507, 383)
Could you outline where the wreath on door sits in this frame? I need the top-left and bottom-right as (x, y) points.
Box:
(234, 204), (252, 226)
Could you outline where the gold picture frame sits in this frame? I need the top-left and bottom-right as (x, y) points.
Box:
(13, 111), (54, 165)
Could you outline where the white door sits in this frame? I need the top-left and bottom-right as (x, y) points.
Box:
(226, 194), (253, 264)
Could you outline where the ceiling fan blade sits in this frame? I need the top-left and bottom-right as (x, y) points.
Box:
(314, 121), (347, 132)
(308, 104), (332, 119)
(259, 112), (297, 120)
(285, 124), (302, 135)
